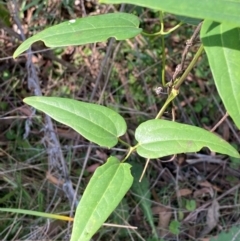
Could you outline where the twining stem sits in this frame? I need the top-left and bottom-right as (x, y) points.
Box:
(142, 11), (182, 87)
(174, 44), (204, 90)
(142, 22), (182, 37)
(155, 44), (204, 119)
(121, 21), (204, 163)
(159, 12), (166, 87)
(118, 137), (131, 148)
(155, 88), (179, 119)
(142, 11), (182, 37)
(121, 145), (138, 163)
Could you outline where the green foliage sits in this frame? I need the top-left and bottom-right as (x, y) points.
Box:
(130, 161), (158, 238)
(23, 97), (127, 148)
(135, 119), (239, 158)
(111, 199), (130, 238)
(100, 0), (240, 25)
(71, 156), (133, 241)
(169, 220), (180, 235)
(185, 199), (196, 211)
(175, 15), (201, 25)
(13, 13), (142, 58)
(4, 0), (240, 240)
(200, 21), (240, 129)
(210, 226), (240, 241)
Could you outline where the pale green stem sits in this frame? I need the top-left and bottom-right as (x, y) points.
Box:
(118, 137), (131, 148)
(121, 145), (138, 163)
(155, 88), (179, 119)
(174, 44), (204, 90)
(142, 12), (182, 37)
(155, 44), (204, 119)
(160, 11), (166, 87)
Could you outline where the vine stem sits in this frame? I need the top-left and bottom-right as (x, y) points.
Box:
(155, 44), (204, 120)
(174, 44), (204, 90)
(121, 145), (138, 163)
(118, 138), (131, 148)
(160, 11), (166, 87)
(155, 88), (179, 119)
(142, 22), (182, 37)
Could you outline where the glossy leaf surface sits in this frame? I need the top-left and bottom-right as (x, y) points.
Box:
(13, 13), (142, 58)
(201, 20), (240, 129)
(24, 97), (127, 148)
(100, 0), (240, 26)
(71, 156), (133, 241)
(135, 120), (240, 158)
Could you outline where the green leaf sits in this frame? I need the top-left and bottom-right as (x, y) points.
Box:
(71, 156), (133, 241)
(23, 97), (127, 148)
(175, 15), (202, 26)
(130, 161), (158, 238)
(135, 120), (240, 159)
(185, 199), (196, 211)
(210, 226), (240, 241)
(100, 0), (240, 26)
(13, 13), (142, 58)
(169, 220), (180, 235)
(201, 20), (240, 129)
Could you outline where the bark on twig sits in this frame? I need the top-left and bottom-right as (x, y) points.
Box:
(9, 0), (77, 208)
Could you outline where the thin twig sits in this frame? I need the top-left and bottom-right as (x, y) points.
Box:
(183, 182), (240, 223)
(205, 84), (240, 144)
(90, 4), (125, 101)
(80, 0), (87, 16)
(210, 112), (229, 132)
(172, 22), (202, 82)
(9, 0), (76, 209)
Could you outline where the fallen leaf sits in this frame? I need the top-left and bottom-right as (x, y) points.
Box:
(95, 150), (108, 160)
(86, 163), (100, 173)
(46, 171), (64, 186)
(193, 187), (213, 198)
(152, 206), (172, 237)
(200, 199), (220, 237)
(199, 180), (222, 192)
(199, 180), (213, 188)
(176, 188), (192, 197)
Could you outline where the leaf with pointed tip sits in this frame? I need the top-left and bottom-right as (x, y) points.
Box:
(100, 0), (240, 26)
(135, 120), (240, 159)
(201, 20), (240, 129)
(23, 97), (127, 148)
(71, 156), (133, 241)
(13, 13), (142, 58)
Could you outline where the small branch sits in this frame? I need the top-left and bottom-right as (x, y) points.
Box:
(9, 0), (76, 208)
(174, 44), (204, 90)
(172, 22), (202, 82)
(155, 88), (179, 119)
(210, 112), (229, 132)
